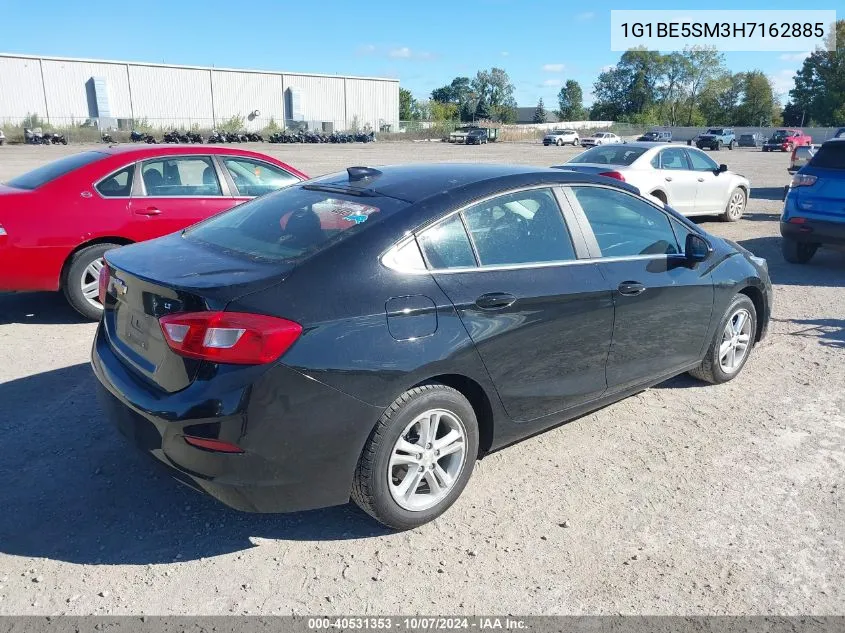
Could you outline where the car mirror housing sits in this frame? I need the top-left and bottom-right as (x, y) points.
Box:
(685, 233), (712, 263)
(718, 164), (728, 173)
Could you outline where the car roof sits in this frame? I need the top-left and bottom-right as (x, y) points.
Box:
(605, 141), (666, 149)
(308, 163), (641, 203)
(98, 144), (278, 159)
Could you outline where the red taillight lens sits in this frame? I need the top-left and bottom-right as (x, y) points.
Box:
(790, 173), (817, 188)
(788, 217), (807, 224)
(183, 435), (244, 453)
(159, 311), (302, 365)
(98, 265), (110, 305)
(598, 171), (625, 182)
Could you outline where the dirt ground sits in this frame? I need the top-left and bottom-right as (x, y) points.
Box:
(0, 142), (842, 616)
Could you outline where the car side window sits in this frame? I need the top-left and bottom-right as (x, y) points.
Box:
(686, 149), (719, 171)
(417, 214), (477, 269)
(140, 156), (222, 197)
(657, 148), (690, 170)
(570, 186), (681, 257)
(96, 164), (135, 197)
(223, 158), (300, 197)
(462, 188), (576, 265)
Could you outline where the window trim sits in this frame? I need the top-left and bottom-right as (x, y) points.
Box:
(219, 155), (302, 198)
(93, 162), (137, 200)
(381, 184), (590, 274)
(137, 154), (229, 199)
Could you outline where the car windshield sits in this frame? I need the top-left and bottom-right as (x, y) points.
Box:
(771, 130), (789, 140)
(809, 143), (845, 170)
(567, 145), (647, 166)
(706, 129), (723, 135)
(5, 151), (104, 190)
(740, 135), (754, 140)
(184, 185), (408, 262)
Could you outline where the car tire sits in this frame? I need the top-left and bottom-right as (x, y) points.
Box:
(728, 140), (734, 150)
(351, 384), (479, 530)
(556, 139), (563, 146)
(782, 238), (818, 264)
(689, 294), (757, 385)
(715, 141), (722, 151)
(722, 187), (746, 222)
(573, 138), (580, 146)
(63, 243), (121, 321)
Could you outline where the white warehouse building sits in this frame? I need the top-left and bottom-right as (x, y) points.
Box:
(0, 53), (400, 132)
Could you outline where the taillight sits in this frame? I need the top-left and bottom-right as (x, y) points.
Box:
(98, 265), (110, 305)
(790, 173), (817, 188)
(159, 311), (302, 365)
(598, 171), (626, 182)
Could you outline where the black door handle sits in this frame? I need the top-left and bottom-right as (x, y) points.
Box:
(475, 292), (517, 310)
(618, 281), (646, 296)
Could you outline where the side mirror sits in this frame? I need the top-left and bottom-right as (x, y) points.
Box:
(718, 163), (728, 173)
(685, 233), (712, 263)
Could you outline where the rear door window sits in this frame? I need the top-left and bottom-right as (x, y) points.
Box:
(417, 214), (477, 269)
(5, 151), (104, 190)
(140, 157), (222, 197)
(809, 143), (845, 169)
(96, 164), (135, 197)
(184, 185), (407, 262)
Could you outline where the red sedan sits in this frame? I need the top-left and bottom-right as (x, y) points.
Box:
(0, 145), (307, 319)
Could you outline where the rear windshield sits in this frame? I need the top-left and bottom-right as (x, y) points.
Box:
(5, 151), (104, 190)
(184, 185), (408, 262)
(567, 145), (647, 166)
(706, 129), (723, 134)
(809, 143), (845, 170)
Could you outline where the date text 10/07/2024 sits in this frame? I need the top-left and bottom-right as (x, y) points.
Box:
(307, 617), (528, 630)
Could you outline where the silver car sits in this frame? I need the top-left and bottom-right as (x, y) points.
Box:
(556, 142), (751, 221)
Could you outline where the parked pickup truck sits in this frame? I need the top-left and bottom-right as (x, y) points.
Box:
(762, 128), (812, 152)
(696, 127), (736, 151)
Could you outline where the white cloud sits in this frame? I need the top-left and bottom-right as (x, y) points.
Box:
(356, 44), (376, 55)
(501, 51), (510, 57)
(542, 63), (565, 72)
(770, 69), (797, 99)
(779, 52), (810, 62)
(600, 64), (615, 73)
(542, 79), (562, 87)
(389, 47), (413, 58)
(577, 11), (595, 20)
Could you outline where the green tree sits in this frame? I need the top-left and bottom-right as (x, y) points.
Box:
(428, 100), (459, 121)
(400, 88), (419, 121)
(737, 71), (776, 126)
(557, 80), (585, 120)
(471, 68), (517, 122)
(533, 98), (547, 123)
(788, 19), (845, 125)
(682, 47), (726, 125)
(656, 52), (692, 125)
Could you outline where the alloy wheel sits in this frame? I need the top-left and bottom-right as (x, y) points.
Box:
(388, 409), (467, 512)
(728, 190), (745, 219)
(80, 257), (105, 311)
(719, 308), (752, 374)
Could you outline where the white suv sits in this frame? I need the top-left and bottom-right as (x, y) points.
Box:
(543, 129), (579, 147)
(0, 130), (5, 146)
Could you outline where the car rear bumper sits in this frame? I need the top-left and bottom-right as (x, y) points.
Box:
(781, 219), (845, 246)
(91, 323), (383, 514)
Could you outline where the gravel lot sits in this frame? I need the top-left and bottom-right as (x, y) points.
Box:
(0, 142), (842, 616)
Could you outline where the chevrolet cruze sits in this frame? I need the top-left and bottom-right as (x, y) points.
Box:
(92, 164), (772, 529)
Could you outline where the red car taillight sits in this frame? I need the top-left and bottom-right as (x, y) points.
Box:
(790, 173), (817, 188)
(183, 436), (244, 453)
(98, 265), (110, 305)
(159, 311), (302, 365)
(598, 171), (626, 182)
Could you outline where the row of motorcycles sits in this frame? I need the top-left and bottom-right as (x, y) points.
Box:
(24, 128), (68, 145)
(267, 130), (376, 144)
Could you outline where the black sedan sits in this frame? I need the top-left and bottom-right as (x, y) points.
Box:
(92, 164), (773, 530)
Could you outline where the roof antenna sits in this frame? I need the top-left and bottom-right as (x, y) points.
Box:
(347, 166), (382, 183)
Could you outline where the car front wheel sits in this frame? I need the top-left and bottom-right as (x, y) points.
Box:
(689, 294), (757, 384)
(556, 139), (563, 146)
(723, 187), (746, 221)
(573, 138), (580, 146)
(782, 237), (818, 264)
(351, 384), (479, 530)
(63, 243), (121, 320)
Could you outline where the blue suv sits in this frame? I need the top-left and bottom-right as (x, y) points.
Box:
(781, 138), (845, 263)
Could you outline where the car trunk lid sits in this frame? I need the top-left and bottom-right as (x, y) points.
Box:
(103, 232), (294, 393)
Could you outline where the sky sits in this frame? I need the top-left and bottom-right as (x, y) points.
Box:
(0, 0), (837, 108)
